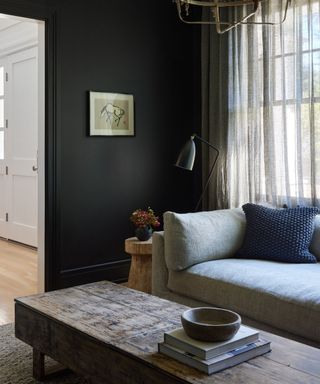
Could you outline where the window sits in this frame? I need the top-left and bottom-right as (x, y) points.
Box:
(227, 0), (320, 207)
(259, 1), (320, 201)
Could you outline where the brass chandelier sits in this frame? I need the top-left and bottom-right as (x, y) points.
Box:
(174, 0), (292, 34)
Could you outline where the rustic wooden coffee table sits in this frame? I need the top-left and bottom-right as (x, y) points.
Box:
(15, 281), (320, 384)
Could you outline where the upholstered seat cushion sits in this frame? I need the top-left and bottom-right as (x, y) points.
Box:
(168, 259), (320, 343)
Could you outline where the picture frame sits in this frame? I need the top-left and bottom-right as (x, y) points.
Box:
(89, 91), (134, 136)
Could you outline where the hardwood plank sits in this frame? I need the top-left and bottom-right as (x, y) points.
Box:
(16, 285), (183, 343)
(33, 349), (45, 381)
(15, 281), (320, 384)
(0, 238), (37, 324)
(260, 330), (320, 378)
(15, 304), (188, 384)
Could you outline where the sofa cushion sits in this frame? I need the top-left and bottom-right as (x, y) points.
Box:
(163, 209), (246, 271)
(237, 204), (319, 263)
(310, 215), (320, 261)
(168, 259), (320, 343)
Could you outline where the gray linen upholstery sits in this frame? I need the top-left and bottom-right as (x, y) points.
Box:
(152, 231), (169, 298)
(167, 259), (320, 343)
(152, 208), (320, 347)
(164, 209), (246, 271)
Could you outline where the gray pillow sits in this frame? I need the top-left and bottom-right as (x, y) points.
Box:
(163, 209), (246, 271)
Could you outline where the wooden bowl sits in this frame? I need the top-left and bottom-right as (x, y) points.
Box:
(181, 307), (241, 342)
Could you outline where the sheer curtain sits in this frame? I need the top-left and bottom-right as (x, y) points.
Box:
(202, 0), (320, 209)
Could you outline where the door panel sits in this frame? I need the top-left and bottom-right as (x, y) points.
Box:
(11, 57), (37, 159)
(11, 174), (37, 245)
(0, 62), (6, 239)
(2, 47), (38, 247)
(0, 169), (7, 239)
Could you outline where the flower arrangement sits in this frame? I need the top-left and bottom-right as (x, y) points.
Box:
(130, 207), (160, 229)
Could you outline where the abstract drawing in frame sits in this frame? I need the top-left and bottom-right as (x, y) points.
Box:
(89, 91), (134, 136)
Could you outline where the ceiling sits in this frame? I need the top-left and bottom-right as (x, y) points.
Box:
(0, 17), (20, 31)
(0, 13), (39, 32)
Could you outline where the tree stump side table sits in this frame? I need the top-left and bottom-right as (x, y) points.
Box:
(125, 237), (152, 294)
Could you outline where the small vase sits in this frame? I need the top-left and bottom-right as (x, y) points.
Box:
(135, 226), (152, 241)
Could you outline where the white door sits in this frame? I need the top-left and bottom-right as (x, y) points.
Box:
(1, 47), (38, 247)
(0, 64), (7, 239)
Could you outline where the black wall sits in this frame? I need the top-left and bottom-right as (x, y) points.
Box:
(0, 0), (201, 289)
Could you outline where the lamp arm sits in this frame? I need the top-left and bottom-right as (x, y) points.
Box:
(193, 134), (220, 156)
(193, 134), (220, 212)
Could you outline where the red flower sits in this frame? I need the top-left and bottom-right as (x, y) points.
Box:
(130, 207), (160, 228)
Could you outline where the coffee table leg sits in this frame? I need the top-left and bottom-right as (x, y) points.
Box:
(33, 348), (45, 380)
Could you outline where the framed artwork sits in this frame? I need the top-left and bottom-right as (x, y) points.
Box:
(89, 91), (134, 136)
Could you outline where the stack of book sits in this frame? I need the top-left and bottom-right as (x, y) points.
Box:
(158, 325), (271, 375)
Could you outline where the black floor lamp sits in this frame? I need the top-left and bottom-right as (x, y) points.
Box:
(175, 134), (220, 212)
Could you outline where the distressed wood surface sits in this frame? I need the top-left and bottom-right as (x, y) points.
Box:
(127, 254), (152, 293)
(15, 281), (320, 384)
(33, 349), (45, 381)
(125, 237), (152, 293)
(125, 237), (153, 255)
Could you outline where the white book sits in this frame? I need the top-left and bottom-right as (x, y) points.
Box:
(164, 325), (259, 360)
(159, 338), (271, 375)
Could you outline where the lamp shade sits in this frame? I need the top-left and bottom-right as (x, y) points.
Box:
(175, 138), (196, 171)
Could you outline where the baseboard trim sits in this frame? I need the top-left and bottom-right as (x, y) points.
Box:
(58, 259), (130, 288)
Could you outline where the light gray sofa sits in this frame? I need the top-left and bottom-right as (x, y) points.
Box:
(152, 208), (320, 347)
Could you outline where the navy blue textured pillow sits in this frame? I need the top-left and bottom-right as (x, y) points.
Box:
(237, 203), (319, 263)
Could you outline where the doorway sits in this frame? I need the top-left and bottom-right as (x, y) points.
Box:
(0, 13), (45, 322)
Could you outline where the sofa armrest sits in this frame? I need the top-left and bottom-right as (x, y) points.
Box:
(152, 231), (170, 298)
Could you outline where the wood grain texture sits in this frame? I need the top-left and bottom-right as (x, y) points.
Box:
(33, 349), (45, 381)
(15, 281), (320, 384)
(0, 238), (37, 325)
(127, 254), (152, 293)
(125, 237), (152, 293)
(125, 237), (153, 255)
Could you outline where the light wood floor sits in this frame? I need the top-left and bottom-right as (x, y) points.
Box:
(0, 238), (38, 325)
